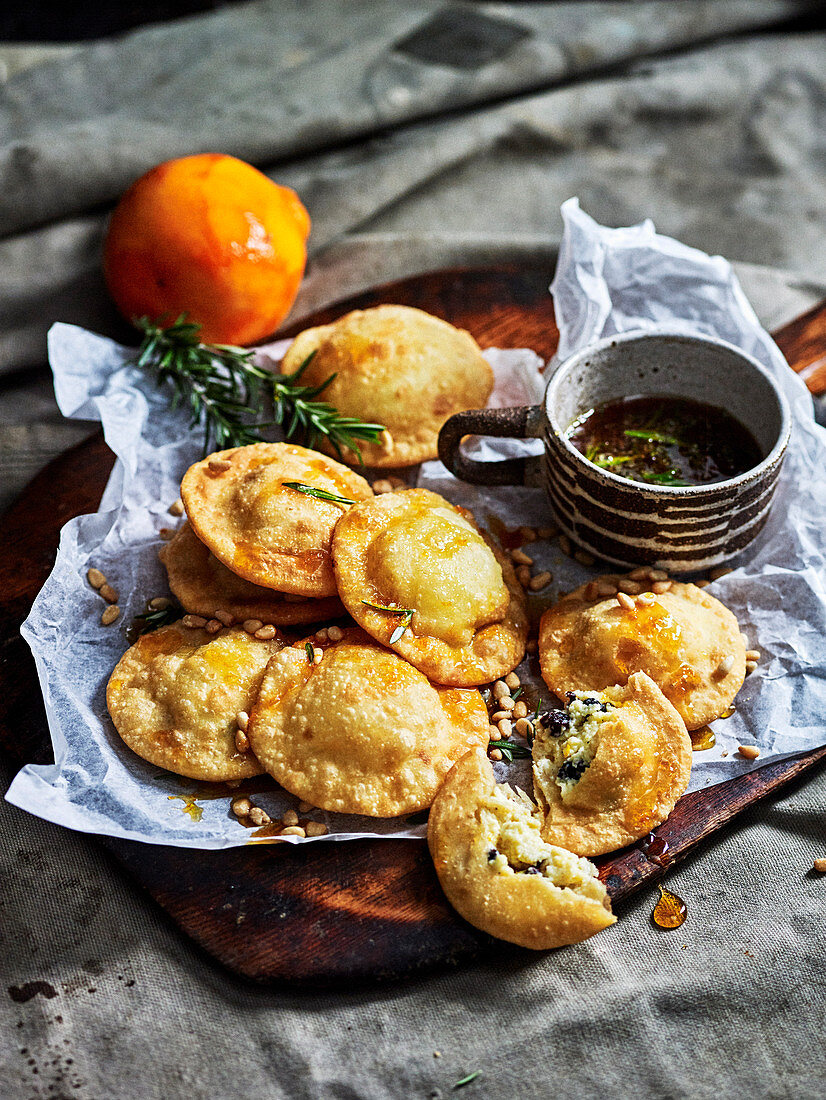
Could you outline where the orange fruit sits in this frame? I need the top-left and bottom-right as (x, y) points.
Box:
(103, 153), (310, 345)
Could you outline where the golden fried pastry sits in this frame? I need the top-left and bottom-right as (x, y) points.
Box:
(247, 630), (490, 816)
(106, 624), (283, 780)
(532, 672), (692, 856)
(159, 521), (346, 625)
(280, 305), (494, 467)
(428, 748), (616, 950)
(538, 576), (746, 729)
(332, 489), (528, 686)
(180, 442), (373, 598)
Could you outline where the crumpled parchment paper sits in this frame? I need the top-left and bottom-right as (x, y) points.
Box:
(7, 201), (826, 847)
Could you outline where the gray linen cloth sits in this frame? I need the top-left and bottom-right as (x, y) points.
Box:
(2, 3), (826, 1097)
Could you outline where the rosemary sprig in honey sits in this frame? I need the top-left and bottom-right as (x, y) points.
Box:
(282, 482), (356, 506)
(133, 316), (385, 459)
(361, 600), (414, 643)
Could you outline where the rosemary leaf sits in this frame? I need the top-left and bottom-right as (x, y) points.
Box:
(131, 600), (183, 637)
(282, 481), (356, 506)
(454, 1072), (481, 1089)
(361, 600), (414, 643)
(488, 740), (531, 762)
(305, 641), (315, 663)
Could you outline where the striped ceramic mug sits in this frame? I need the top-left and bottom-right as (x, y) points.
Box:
(438, 331), (791, 573)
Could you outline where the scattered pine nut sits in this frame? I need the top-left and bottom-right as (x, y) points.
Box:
(493, 680), (510, 700)
(254, 625), (277, 640)
(214, 609), (234, 626)
(716, 654), (735, 678)
(99, 583), (119, 604)
(231, 797), (252, 818)
(558, 534), (572, 556)
(169, 499), (184, 516)
(529, 571), (552, 591)
(489, 725), (501, 741)
(745, 649), (761, 662)
(490, 710), (510, 723)
(498, 696), (515, 712)
(516, 565), (531, 587)
(380, 429), (393, 451)
(373, 478), (393, 494)
(235, 711), (249, 733)
(737, 745), (760, 760)
(518, 526), (537, 543)
(305, 821), (328, 837)
(101, 605), (120, 626)
(327, 625), (343, 642)
(636, 592), (655, 606)
(312, 650), (323, 665)
(182, 614), (207, 628)
(388, 477), (407, 489)
(537, 525), (558, 539)
(87, 567), (106, 590)
(497, 719), (513, 738)
(149, 596), (172, 610)
(243, 619), (263, 634)
(298, 801), (314, 813)
(813, 858), (826, 873)
(489, 748), (503, 761)
(596, 581), (618, 597)
(616, 592), (635, 611)
(629, 567), (650, 581)
(511, 548), (533, 566)
(649, 569), (669, 581)
(512, 701), (527, 719)
(315, 628), (329, 642)
(514, 717), (533, 737)
(234, 729), (250, 754)
(281, 825), (306, 837)
(651, 580), (672, 595)
(745, 660), (758, 674)
(505, 672), (520, 691)
(282, 809), (299, 827)
(248, 806), (271, 826)
(618, 578), (641, 595)
(709, 566), (732, 581)
(574, 549), (595, 566)
(205, 619), (222, 634)
(208, 459), (231, 474)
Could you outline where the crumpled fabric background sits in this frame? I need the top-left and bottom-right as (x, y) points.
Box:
(1, 3), (825, 1098)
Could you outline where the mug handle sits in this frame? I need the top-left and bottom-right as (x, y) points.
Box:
(437, 405), (545, 486)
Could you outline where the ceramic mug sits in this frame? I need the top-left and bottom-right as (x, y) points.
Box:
(438, 331), (791, 573)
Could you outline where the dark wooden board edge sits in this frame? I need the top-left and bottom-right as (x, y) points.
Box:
(2, 263), (826, 987)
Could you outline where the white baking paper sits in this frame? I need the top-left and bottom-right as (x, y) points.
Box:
(7, 201), (826, 847)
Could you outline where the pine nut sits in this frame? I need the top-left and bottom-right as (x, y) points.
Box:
(618, 579), (641, 595)
(182, 614), (207, 628)
(490, 710), (510, 723)
(529, 571), (552, 591)
(651, 581), (672, 594)
(489, 748), (503, 761)
(388, 477), (407, 489)
(87, 567), (106, 589)
(512, 701), (527, 719)
(489, 725), (501, 741)
(558, 534), (572, 556)
(214, 609), (234, 626)
(537, 525), (558, 539)
(208, 459), (231, 474)
(505, 672), (520, 690)
(813, 858), (826, 873)
(516, 565), (531, 587)
(515, 717), (533, 737)
(574, 549), (595, 566)
(282, 809), (299, 827)
(280, 825), (306, 837)
(254, 625), (277, 640)
(518, 526), (537, 543)
(510, 548), (533, 566)
(616, 592), (635, 611)
(169, 499), (184, 516)
(584, 582), (598, 601)
(231, 797), (252, 818)
(205, 619), (221, 634)
(298, 801), (314, 813)
(234, 729), (250, 754)
(248, 806), (271, 826)
(493, 681), (510, 700)
(313, 650), (323, 664)
(327, 625), (343, 642)
(373, 478), (393, 494)
(380, 430), (394, 451)
(716, 654), (735, 677)
(498, 696), (515, 712)
(305, 821), (328, 837)
(101, 605), (120, 626)
(745, 649), (761, 662)
(315, 628), (329, 642)
(149, 596), (172, 610)
(629, 567), (650, 580)
(596, 581), (618, 597)
(497, 719), (513, 738)
(745, 660), (758, 674)
(636, 593), (655, 606)
(235, 711), (249, 733)
(649, 569), (669, 581)
(99, 583), (119, 604)
(737, 745), (760, 760)
(243, 619), (263, 633)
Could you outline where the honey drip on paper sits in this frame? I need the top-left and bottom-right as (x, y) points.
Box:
(168, 794), (203, 821)
(652, 884), (687, 929)
(690, 726), (716, 751)
(720, 704), (736, 719)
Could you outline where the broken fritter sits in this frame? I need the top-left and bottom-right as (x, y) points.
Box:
(428, 748), (616, 950)
(538, 576), (746, 729)
(106, 624), (283, 780)
(532, 672), (692, 856)
(159, 521), (346, 625)
(180, 442), (373, 598)
(279, 305), (494, 467)
(331, 489), (528, 686)
(246, 630), (490, 816)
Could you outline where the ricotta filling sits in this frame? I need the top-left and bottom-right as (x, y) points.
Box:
(534, 691), (617, 800)
(480, 783), (598, 888)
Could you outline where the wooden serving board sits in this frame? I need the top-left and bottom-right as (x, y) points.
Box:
(1, 263), (825, 987)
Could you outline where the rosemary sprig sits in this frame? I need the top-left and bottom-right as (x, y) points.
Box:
(488, 740), (531, 762)
(305, 641), (316, 663)
(361, 600), (414, 643)
(454, 1072), (481, 1089)
(132, 316), (385, 459)
(282, 481), (356, 506)
(130, 599), (183, 638)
